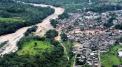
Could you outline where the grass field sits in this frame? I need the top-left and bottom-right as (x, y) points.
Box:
(17, 39), (53, 56)
(0, 17), (24, 23)
(101, 45), (122, 67)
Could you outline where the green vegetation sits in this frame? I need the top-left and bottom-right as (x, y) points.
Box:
(24, 26), (37, 36)
(17, 0), (90, 12)
(61, 41), (74, 67)
(17, 0), (122, 13)
(103, 19), (113, 28)
(115, 24), (122, 30)
(118, 37), (122, 43)
(0, 17), (24, 23)
(0, 41), (7, 48)
(61, 33), (68, 41)
(0, 35), (74, 67)
(17, 39), (52, 56)
(50, 12), (69, 28)
(103, 15), (116, 28)
(108, 0), (121, 3)
(0, 0), (54, 35)
(45, 30), (58, 40)
(58, 12), (69, 19)
(101, 45), (122, 67)
(86, 4), (122, 13)
(17, 0), (88, 8)
(62, 41), (73, 58)
(50, 19), (58, 28)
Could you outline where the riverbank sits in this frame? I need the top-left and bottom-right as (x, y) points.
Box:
(0, 1), (64, 55)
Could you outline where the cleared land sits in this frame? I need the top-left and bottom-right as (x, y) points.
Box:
(17, 39), (53, 56)
(0, 17), (24, 23)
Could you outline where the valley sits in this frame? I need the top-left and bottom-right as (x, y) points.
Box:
(0, 0), (122, 67)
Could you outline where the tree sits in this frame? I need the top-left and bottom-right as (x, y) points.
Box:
(34, 42), (37, 47)
(115, 24), (122, 30)
(60, 33), (68, 41)
(24, 26), (37, 36)
(45, 30), (58, 40)
(112, 65), (118, 67)
(104, 17), (114, 28)
(58, 12), (69, 19)
(50, 19), (58, 28)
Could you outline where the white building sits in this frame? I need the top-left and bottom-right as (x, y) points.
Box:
(118, 51), (122, 57)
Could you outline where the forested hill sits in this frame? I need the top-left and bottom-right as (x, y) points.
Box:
(17, 0), (89, 12)
(0, 0), (54, 35)
(17, 0), (122, 13)
(17, 0), (89, 4)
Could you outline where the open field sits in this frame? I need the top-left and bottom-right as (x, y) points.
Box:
(0, 17), (24, 23)
(17, 39), (53, 56)
(101, 45), (122, 67)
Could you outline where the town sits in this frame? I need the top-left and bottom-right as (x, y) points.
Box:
(0, 0), (122, 67)
(56, 10), (122, 67)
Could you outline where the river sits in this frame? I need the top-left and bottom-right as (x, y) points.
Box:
(0, 1), (64, 55)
